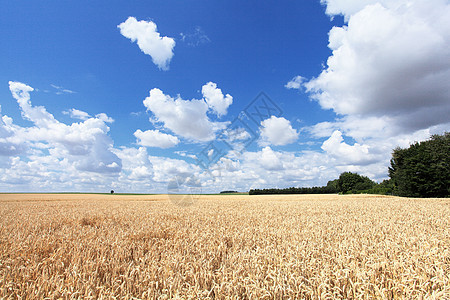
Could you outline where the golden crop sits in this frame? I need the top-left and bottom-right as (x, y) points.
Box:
(0, 194), (449, 299)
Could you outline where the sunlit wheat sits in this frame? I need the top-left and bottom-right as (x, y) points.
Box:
(0, 194), (449, 299)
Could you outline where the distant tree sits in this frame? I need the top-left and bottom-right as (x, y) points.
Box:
(389, 132), (449, 197)
(326, 179), (339, 193)
(249, 174), (382, 195)
(110, 190), (114, 194)
(372, 179), (394, 195)
(249, 184), (338, 195)
(337, 172), (375, 194)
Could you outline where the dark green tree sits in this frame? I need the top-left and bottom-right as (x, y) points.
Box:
(326, 179), (339, 193)
(389, 132), (449, 197)
(337, 172), (375, 194)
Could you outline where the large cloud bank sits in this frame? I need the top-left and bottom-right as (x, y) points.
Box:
(283, 0), (450, 182)
(305, 0), (450, 136)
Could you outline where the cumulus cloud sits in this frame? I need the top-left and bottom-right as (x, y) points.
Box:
(113, 147), (153, 190)
(0, 109), (25, 157)
(134, 129), (180, 148)
(63, 108), (90, 120)
(2, 81), (239, 192)
(304, 0), (450, 134)
(282, 0), (450, 182)
(321, 0), (409, 20)
(321, 130), (376, 165)
(202, 82), (233, 117)
(202, 135), (417, 192)
(204, 146), (339, 192)
(9, 81), (56, 128)
(118, 17), (175, 70)
(149, 155), (200, 184)
(95, 113), (114, 123)
(222, 127), (252, 145)
(259, 146), (284, 170)
(260, 116), (298, 146)
(8, 81), (121, 174)
(271, 0), (450, 188)
(142, 85), (230, 142)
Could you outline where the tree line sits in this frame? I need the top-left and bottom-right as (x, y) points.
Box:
(249, 132), (449, 198)
(249, 185), (337, 195)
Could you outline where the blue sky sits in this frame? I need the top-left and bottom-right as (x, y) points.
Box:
(1, 0), (449, 193)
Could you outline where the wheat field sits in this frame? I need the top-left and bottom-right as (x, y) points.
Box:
(0, 193), (448, 299)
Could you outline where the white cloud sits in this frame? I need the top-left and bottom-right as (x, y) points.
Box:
(134, 129), (180, 148)
(63, 108), (91, 120)
(175, 151), (197, 159)
(304, 0), (450, 134)
(51, 84), (76, 95)
(9, 81), (56, 128)
(118, 17), (175, 70)
(285, 75), (305, 90)
(202, 147), (339, 192)
(321, 130), (376, 165)
(4, 1), (449, 194)
(306, 121), (338, 138)
(260, 116), (298, 146)
(321, 0), (377, 20)
(201, 136), (415, 192)
(113, 147), (154, 191)
(303, 119), (447, 182)
(149, 155), (200, 184)
(201, 82), (233, 117)
(95, 113), (114, 123)
(2, 81), (239, 193)
(286, 0), (450, 183)
(8, 81), (121, 174)
(143, 86), (229, 142)
(224, 127), (251, 142)
(0, 109), (25, 157)
(249, 1), (450, 190)
(259, 146), (284, 171)
(320, 0), (409, 20)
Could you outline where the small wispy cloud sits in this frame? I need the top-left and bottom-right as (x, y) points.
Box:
(62, 108), (91, 120)
(285, 76), (305, 90)
(180, 26), (210, 47)
(130, 111), (144, 117)
(175, 151), (197, 159)
(51, 84), (76, 95)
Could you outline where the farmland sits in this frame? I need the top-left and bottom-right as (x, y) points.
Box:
(0, 194), (449, 299)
